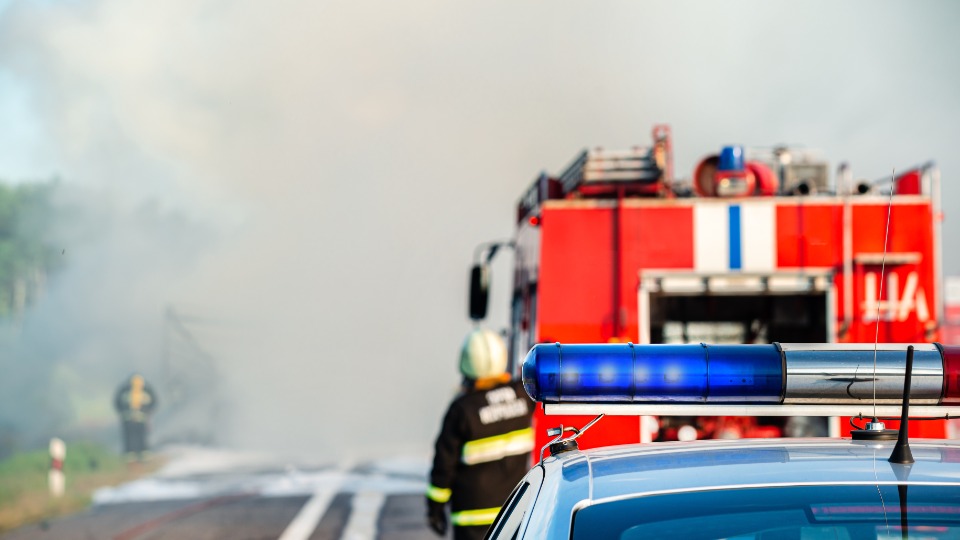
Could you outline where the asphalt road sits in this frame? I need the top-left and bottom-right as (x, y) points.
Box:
(1, 448), (446, 540)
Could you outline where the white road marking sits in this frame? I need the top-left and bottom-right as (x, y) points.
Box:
(342, 490), (387, 540)
(278, 480), (343, 540)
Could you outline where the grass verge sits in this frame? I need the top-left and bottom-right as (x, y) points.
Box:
(0, 441), (163, 533)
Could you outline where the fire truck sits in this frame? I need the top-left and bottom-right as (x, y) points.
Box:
(469, 125), (949, 453)
(945, 276), (960, 344)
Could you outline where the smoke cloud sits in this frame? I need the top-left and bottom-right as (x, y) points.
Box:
(1, 0), (959, 459)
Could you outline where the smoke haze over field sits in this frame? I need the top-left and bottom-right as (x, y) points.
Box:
(1, 0), (959, 459)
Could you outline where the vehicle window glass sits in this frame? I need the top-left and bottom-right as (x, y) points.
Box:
(486, 482), (532, 540)
(510, 291), (523, 371)
(572, 484), (960, 540)
(526, 282), (537, 349)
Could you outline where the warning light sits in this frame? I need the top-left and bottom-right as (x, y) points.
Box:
(939, 344), (960, 404)
(523, 343), (781, 404)
(521, 342), (960, 416)
(528, 215), (541, 227)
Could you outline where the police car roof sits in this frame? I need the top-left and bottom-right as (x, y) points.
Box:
(547, 437), (960, 503)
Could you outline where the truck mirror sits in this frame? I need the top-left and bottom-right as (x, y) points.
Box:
(469, 264), (490, 320)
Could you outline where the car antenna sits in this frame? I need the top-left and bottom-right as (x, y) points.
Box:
(888, 346), (914, 539)
(889, 345), (915, 464)
(539, 414), (604, 462)
(851, 169), (898, 441)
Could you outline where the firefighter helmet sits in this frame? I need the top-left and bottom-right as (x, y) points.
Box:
(460, 329), (508, 379)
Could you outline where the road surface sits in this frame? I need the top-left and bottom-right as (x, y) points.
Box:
(2, 447), (446, 540)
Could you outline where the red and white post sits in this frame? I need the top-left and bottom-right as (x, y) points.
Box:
(49, 437), (65, 498)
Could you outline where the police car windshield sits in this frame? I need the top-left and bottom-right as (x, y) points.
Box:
(572, 484), (960, 540)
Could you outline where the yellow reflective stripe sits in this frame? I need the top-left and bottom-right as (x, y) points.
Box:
(427, 484), (452, 503)
(462, 428), (534, 465)
(451, 507), (501, 526)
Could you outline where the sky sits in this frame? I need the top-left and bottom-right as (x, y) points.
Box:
(0, 0), (959, 460)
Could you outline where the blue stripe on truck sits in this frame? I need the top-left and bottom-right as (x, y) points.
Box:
(728, 205), (742, 270)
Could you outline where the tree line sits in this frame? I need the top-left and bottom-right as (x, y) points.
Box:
(0, 181), (61, 320)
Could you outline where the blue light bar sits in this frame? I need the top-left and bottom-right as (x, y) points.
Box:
(522, 343), (784, 404)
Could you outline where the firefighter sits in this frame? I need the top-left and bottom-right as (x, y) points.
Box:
(114, 373), (158, 461)
(427, 329), (534, 540)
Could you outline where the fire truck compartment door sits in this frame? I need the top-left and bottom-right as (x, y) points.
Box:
(638, 270), (835, 345)
(640, 271), (833, 295)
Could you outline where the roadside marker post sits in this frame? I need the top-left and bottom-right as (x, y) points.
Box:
(49, 437), (65, 498)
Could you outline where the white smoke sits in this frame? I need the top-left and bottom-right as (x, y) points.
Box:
(0, 0), (958, 458)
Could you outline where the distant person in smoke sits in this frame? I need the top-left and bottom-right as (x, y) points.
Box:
(114, 373), (158, 461)
(427, 329), (534, 540)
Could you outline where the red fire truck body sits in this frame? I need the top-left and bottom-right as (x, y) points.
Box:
(493, 127), (947, 453)
(944, 277), (960, 344)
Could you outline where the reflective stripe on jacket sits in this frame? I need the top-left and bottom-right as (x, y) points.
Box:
(451, 507), (502, 527)
(428, 379), (533, 524)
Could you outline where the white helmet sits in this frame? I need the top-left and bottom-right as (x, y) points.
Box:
(459, 329), (508, 379)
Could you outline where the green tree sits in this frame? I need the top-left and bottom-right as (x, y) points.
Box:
(0, 181), (61, 319)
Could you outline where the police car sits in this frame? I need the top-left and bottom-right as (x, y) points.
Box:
(484, 342), (960, 539)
